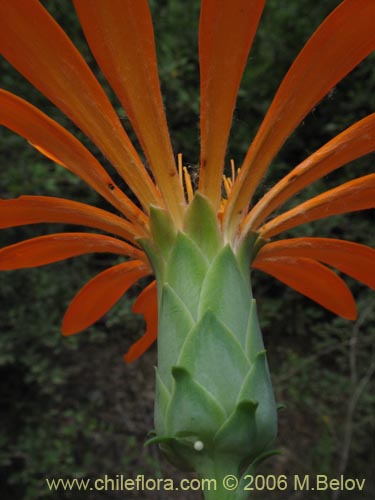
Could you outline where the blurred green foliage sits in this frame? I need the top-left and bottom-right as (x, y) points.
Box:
(0, 1), (374, 499)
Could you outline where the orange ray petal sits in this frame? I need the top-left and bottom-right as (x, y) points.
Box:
(0, 196), (139, 243)
(0, 90), (148, 231)
(255, 238), (375, 289)
(225, 0), (375, 235)
(73, 0), (185, 226)
(124, 281), (158, 363)
(245, 113), (375, 232)
(260, 174), (375, 239)
(62, 261), (150, 336)
(0, 233), (146, 270)
(0, 0), (160, 210)
(198, 0), (265, 209)
(252, 256), (357, 320)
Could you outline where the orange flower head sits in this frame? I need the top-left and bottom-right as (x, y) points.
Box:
(0, 0), (374, 363)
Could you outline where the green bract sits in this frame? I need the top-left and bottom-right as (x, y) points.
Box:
(142, 194), (277, 497)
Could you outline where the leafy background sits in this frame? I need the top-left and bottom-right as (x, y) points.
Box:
(0, 0), (374, 499)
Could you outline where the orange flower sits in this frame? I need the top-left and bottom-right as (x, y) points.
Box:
(0, 0), (374, 363)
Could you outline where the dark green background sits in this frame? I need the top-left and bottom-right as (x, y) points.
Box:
(0, 1), (374, 498)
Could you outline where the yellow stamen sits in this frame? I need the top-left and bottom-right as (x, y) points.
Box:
(219, 162), (242, 222)
(178, 156), (239, 208)
(230, 159), (236, 184)
(177, 153), (183, 186)
(223, 175), (232, 198)
(183, 166), (194, 203)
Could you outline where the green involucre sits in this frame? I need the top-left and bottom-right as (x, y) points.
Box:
(142, 194), (278, 493)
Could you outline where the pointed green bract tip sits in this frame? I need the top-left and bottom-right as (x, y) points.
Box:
(149, 205), (176, 260)
(184, 192), (222, 259)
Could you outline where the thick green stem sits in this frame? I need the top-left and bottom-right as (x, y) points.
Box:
(199, 455), (242, 500)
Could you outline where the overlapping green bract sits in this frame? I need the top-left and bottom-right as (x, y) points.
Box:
(141, 194), (277, 490)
